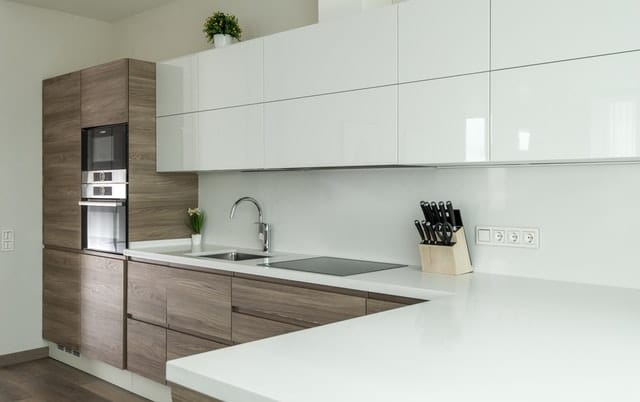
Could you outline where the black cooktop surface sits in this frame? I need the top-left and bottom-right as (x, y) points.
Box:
(260, 257), (406, 276)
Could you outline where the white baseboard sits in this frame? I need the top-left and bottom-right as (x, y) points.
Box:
(47, 342), (172, 402)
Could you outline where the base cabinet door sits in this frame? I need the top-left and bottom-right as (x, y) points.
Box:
(167, 330), (226, 360)
(127, 319), (167, 383)
(127, 261), (168, 326)
(167, 269), (232, 342)
(231, 312), (302, 344)
(43, 248), (81, 350)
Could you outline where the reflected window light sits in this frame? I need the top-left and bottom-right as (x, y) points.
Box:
(608, 100), (636, 157)
(518, 131), (530, 151)
(465, 118), (486, 161)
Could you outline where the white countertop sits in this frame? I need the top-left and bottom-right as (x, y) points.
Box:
(126, 241), (640, 402)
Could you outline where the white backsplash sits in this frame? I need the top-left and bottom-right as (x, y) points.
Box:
(199, 163), (640, 290)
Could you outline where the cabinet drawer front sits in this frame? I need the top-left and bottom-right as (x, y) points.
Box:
(232, 278), (366, 327)
(167, 269), (231, 342)
(167, 330), (227, 361)
(198, 39), (264, 110)
(264, 86), (398, 168)
(127, 319), (166, 384)
(232, 312), (302, 344)
(264, 5), (397, 101)
(128, 261), (168, 326)
(492, 51), (640, 162)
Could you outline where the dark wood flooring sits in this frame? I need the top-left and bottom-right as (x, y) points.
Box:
(0, 358), (150, 402)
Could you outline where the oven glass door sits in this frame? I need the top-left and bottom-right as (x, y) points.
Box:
(83, 124), (127, 171)
(82, 201), (127, 254)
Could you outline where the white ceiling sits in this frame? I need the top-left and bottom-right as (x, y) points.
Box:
(10, 0), (173, 22)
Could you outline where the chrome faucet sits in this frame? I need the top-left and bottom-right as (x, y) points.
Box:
(229, 197), (270, 252)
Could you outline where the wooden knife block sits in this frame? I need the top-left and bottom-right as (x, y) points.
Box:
(419, 227), (472, 275)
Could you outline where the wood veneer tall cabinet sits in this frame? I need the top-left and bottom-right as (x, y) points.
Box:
(42, 58), (198, 368)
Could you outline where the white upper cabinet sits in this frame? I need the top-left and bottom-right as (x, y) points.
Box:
(398, 0), (489, 83)
(197, 39), (263, 110)
(399, 73), (489, 164)
(492, 51), (640, 162)
(492, 0), (640, 69)
(197, 105), (264, 171)
(156, 113), (198, 172)
(265, 86), (397, 168)
(156, 54), (198, 116)
(263, 5), (397, 101)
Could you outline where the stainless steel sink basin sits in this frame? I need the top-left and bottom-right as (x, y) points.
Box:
(201, 252), (268, 261)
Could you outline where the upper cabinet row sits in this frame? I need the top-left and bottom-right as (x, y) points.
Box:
(157, 0), (640, 170)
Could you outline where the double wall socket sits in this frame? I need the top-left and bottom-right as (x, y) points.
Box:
(475, 226), (539, 249)
(1, 229), (14, 252)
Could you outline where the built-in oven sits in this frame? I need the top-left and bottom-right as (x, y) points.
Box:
(80, 123), (129, 254)
(79, 183), (127, 254)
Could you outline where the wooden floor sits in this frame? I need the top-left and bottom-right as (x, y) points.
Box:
(0, 358), (150, 402)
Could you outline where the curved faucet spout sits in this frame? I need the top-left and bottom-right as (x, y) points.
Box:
(229, 197), (263, 224)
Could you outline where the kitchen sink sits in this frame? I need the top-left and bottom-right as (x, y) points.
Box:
(201, 252), (269, 261)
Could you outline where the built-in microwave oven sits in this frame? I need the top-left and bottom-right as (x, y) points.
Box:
(82, 123), (127, 172)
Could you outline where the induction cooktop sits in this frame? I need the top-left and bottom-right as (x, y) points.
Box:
(260, 257), (406, 276)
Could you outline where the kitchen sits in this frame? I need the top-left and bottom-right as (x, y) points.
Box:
(1, 0), (640, 401)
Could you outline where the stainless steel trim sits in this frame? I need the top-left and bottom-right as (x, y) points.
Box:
(81, 183), (127, 199)
(82, 169), (127, 184)
(78, 201), (124, 207)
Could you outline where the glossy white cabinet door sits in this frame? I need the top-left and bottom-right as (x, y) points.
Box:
(197, 105), (264, 171)
(492, 0), (640, 69)
(263, 5), (397, 101)
(399, 73), (489, 164)
(156, 113), (198, 172)
(398, 0), (489, 83)
(156, 55), (198, 116)
(265, 87), (398, 168)
(197, 39), (263, 111)
(492, 52), (640, 162)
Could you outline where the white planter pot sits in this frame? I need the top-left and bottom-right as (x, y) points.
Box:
(214, 34), (233, 48)
(191, 234), (202, 250)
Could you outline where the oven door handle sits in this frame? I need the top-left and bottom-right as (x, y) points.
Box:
(78, 201), (124, 207)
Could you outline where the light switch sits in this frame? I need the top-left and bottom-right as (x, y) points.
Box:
(1, 230), (13, 241)
(2, 240), (14, 252)
(477, 228), (491, 243)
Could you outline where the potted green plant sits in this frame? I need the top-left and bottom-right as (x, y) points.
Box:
(187, 207), (205, 249)
(203, 11), (242, 48)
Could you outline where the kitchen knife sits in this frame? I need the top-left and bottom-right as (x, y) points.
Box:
(430, 202), (441, 223)
(420, 201), (432, 222)
(421, 220), (432, 244)
(426, 221), (439, 245)
(438, 201), (447, 224)
(414, 220), (426, 244)
(446, 201), (457, 229)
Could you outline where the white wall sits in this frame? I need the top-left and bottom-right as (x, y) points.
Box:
(112, 0), (318, 61)
(199, 163), (640, 290)
(0, 0), (114, 355)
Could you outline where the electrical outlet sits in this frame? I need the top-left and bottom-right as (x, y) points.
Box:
(2, 240), (14, 252)
(476, 226), (539, 249)
(1, 229), (13, 242)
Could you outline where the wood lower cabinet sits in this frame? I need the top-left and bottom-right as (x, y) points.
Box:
(231, 312), (302, 344)
(232, 277), (366, 327)
(127, 319), (166, 384)
(366, 294), (425, 314)
(42, 72), (81, 250)
(167, 330), (226, 361)
(170, 383), (220, 402)
(167, 269), (232, 342)
(127, 261), (168, 326)
(43, 248), (125, 368)
(43, 248), (81, 349)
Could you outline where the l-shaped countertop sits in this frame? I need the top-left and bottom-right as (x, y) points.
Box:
(125, 241), (640, 402)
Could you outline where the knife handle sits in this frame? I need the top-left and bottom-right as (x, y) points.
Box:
(446, 201), (457, 228)
(430, 202), (440, 222)
(420, 201), (431, 222)
(414, 220), (426, 243)
(421, 220), (432, 244)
